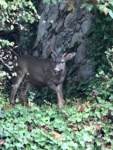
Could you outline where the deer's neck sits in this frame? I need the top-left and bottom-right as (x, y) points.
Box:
(58, 68), (67, 83)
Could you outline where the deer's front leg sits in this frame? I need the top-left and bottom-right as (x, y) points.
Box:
(47, 82), (65, 108)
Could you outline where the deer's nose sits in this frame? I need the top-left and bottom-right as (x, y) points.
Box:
(54, 69), (59, 75)
(54, 66), (60, 74)
(54, 71), (58, 75)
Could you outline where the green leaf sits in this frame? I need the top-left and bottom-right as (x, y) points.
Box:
(109, 1), (113, 6)
(11, 25), (14, 30)
(81, 3), (93, 11)
(109, 10), (113, 19)
(15, 143), (24, 148)
(86, 4), (93, 11)
(0, 1), (8, 9)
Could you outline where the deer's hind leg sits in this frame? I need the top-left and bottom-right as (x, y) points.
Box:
(10, 71), (25, 104)
(20, 80), (31, 106)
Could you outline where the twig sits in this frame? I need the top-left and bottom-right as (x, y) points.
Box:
(0, 57), (12, 71)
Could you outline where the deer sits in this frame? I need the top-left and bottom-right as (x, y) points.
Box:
(10, 48), (76, 108)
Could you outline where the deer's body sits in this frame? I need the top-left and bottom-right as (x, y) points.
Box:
(10, 52), (75, 108)
(15, 56), (66, 85)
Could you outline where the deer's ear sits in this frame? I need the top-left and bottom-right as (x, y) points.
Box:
(65, 52), (76, 61)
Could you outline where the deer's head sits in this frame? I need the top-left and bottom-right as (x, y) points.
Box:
(50, 48), (76, 74)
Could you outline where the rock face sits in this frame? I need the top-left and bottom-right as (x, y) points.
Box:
(33, 0), (94, 81)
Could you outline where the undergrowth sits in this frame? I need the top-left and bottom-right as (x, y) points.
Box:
(0, 97), (113, 150)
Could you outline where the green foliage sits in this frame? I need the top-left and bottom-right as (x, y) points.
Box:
(0, 39), (14, 48)
(0, 0), (40, 31)
(82, 0), (113, 18)
(89, 13), (113, 72)
(0, 66), (7, 93)
(81, 0), (113, 71)
(0, 0), (40, 55)
(0, 98), (113, 149)
(28, 87), (56, 106)
(43, 0), (62, 5)
(64, 0), (113, 103)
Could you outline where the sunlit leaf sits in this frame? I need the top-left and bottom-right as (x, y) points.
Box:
(109, 10), (113, 19)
